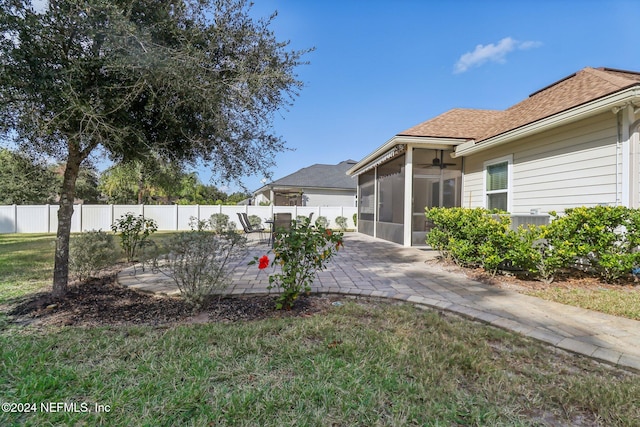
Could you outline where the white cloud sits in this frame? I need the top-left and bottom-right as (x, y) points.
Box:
(454, 37), (542, 74)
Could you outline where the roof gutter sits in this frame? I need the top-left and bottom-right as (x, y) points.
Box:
(453, 86), (640, 157)
(346, 135), (466, 176)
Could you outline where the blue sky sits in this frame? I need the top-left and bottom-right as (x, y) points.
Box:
(205, 0), (640, 193)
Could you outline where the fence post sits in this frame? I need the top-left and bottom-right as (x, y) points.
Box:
(46, 204), (50, 233)
(175, 204), (179, 231)
(13, 204), (17, 234)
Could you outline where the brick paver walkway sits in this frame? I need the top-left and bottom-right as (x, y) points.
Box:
(117, 232), (640, 371)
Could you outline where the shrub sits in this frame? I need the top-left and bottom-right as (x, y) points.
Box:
(335, 216), (348, 231)
(507, 225), (567, 284)
(69, 230), (120, 280)
(189, 216), (210, 231)
(111, 213), (158, 262)
(159, 230), (247, 307)
(315, 216), (329, 228)
(353, 213), (357, 227)
(247, 215), (262, 228)
(544, 206), (640, 282)
(426, 207), (512, 274)
(254, 217), (343, 310)
(209, 213), (235, 234)
(427, 206), (640, 284)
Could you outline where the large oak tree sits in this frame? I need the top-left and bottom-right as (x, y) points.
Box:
(0, 0), (308, 297)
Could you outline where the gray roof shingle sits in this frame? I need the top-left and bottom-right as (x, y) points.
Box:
(262, 160), (357, 190)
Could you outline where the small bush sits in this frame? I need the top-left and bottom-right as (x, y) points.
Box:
(315, 216), (329, 228)
(426, 207), (512, 274)
(159, 230), (247, 307)
(254, 217), (343, 310)
(507, 225), (566, 284)
(427, 206), (640, 284)
(247, 215), (262, 228)
(353, 213), (358, 227)
(111, 213), (158, 262)
(189, 216), (210, 231)
(335, 216), (348, 231)
(544, 206), (640, 282)
(209, 213), (236, 234)
(70, 230), (120, 280)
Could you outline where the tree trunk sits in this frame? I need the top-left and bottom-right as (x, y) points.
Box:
(52, 153), (81, 298)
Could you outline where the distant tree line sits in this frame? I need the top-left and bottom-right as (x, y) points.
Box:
(0, 148), (250, 205)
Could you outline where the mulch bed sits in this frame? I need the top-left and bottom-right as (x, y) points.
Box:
(7, 272), (335, 328)
(7, 258), (640, 329)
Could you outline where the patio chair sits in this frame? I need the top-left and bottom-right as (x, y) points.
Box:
(237, 212), (266, 242)
(271, 212), (292, 247)
(242, 212), (265, 233)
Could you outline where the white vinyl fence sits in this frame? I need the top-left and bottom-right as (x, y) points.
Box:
(0, 204), (357, 234)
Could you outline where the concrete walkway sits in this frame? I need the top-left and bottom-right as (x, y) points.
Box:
(117, 233), (640, 372)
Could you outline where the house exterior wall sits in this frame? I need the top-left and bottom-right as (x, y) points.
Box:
(303, 189), (356, 207)
(463, 111), (621, 214)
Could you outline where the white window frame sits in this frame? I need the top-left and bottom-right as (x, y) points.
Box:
(483, 154), (513, 212)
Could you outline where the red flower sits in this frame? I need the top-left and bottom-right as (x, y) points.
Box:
(258, 255), (269, 269)
(336, 240), (343, 249)
(326, 229), (332, 236)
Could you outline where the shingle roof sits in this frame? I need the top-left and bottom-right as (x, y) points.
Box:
(399, 67), (640, 143)
(398, 108), (506, 139)
(265, 160), (357, 190)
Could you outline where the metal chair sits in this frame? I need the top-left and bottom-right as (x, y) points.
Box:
(271, 213), (292, 247)
(237, 212), (265, 243)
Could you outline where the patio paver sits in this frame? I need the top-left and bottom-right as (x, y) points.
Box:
(116, 232), (640, 372)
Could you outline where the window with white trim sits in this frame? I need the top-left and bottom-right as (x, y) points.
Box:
(484, 155), (512, 212)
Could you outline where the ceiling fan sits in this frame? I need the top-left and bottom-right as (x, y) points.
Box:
(418, 150), (457, 169)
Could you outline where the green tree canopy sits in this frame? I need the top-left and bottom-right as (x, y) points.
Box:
(0, 148), (58, 204)
(99, 159), (184, 204)
(0, 0), (309, 296)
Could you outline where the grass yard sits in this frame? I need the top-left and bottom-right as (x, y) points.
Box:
(2, 301), (640, 426)
(1, 234), (640, 425)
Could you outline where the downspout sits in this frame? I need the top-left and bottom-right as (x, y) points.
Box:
(616, 110), (622, 206)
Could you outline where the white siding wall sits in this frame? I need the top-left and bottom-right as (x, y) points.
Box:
(463, 112), (620, 214)
(303, 189), (356, 207)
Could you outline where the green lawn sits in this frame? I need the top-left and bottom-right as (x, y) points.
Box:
(2, 301), (639, 426)
(1, 234), (639, 425)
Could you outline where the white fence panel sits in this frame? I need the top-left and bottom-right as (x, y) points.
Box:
(143, 205), (176, 231)
(198, 205), (223, 223)
(246, 206), (273, 226)
(17, 206), (50, 233)
(294, 206), (318, 221)
(113, 205), (143, 222)
(0, 205), (16, 233)
(48, 205), (58, 233)
(82, 204), (113, 231)
(177, 205), (199, 230)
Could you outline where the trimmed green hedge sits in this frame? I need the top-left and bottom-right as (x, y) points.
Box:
(426, 206), (640, 283)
